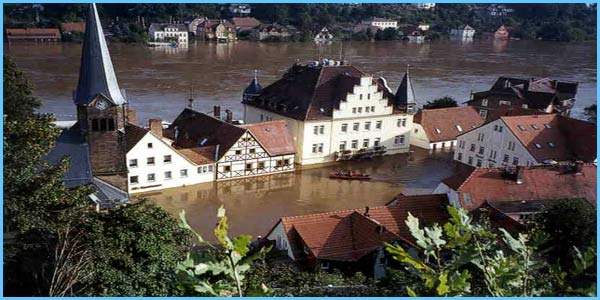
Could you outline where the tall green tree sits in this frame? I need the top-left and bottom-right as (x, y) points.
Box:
(422, 96), (458, 109)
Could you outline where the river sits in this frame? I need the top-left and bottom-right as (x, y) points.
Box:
(6, 39), (596, 239)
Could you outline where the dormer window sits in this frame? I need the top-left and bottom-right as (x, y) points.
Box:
(435, 128), (441, 134)
(531, 124), (540, 130)
(481, 99), (488, 107)
(517, 125), (526, 131)
(534, 143), (542, 149)
(456, 125), (463, 132)
(547, 142), (556, 148)
(544, 124), (551, 129)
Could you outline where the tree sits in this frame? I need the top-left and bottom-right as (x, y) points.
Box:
(422, 96), (458, 109)
(176, 206), (271, 297)
(583, 104), (596, 123)
(4, 56), (92, 296)
(83, 201), (191, 296)
(385, 206), (596, 297)
(534, 198), (596, 267)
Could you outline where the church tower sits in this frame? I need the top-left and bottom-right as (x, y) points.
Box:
(242, 70), (262, 103)
(74, 3), (128, 175)
(395, 65), (417, 113)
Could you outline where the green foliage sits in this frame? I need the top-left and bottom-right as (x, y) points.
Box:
(83, 201), (191, 296)
(422, 96), (458, 109)
(385, 206), (597, 297)
(176, 206), (271, 297)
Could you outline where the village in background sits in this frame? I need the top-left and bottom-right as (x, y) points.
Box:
(3, 3), (598, 297)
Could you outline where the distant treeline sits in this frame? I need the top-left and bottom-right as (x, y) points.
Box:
(4, 3), (597, 42)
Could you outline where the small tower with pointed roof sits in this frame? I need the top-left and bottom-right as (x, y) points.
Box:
(75, 3), (128, 175)
(395, 64), (417, 113)
(242, 69), (262, 103)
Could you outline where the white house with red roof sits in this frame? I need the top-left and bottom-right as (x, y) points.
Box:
(454, 114), (596, 168)
(450, 24), (475, 38)
(411, 106), (485, 150)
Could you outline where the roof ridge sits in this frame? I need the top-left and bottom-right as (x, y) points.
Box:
(456, 167), (479, 190)
(281, 205), (389, 221)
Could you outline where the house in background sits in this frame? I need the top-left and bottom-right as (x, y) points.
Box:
(242, 59), (416, 165)
(6, 28), (61, 42)
(433, 164), (596, 215)
(228, 3), (252, 17)
(466, 76), (579, 118)
(265, 194), (448, 278)
(231, 17), (261, 33)
(189, 18), (237, 42)
(411, 106), (485, 151)
(494, 25), (510, 40)
(60, 22), (86, 34)
(314, 27), (334, 42)
(148, 23), (188, 45)
(454, 114), (596, 168)
(362, 17), (398, 30)
(450, 25), (475, 38)
(250, 23), (291, 41)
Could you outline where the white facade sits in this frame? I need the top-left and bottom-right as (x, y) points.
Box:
(454, 119), (538, 168)
(266, 221), (294, 259)
(150, 25), (188, 45)
(126, 131), (214, 194)
(410, 123), (457, 150)
(450, 27), (475, 38)
(417, 3), (436, 10)
(215, 131), (295, 180)
(244, 76), (412, 165)
(364, 19), (398, 30)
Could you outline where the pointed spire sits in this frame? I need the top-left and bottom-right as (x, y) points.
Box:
(396, 64), (417, 110)
(244, 69), (262, 96)
(74, 3), (126, 106)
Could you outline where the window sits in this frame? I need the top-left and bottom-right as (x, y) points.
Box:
(275, 160), (283, 167)
(235, 150), (242, 155)
(339, 141), (346, 151)
(374, 138), (381, 147)
(457, 152), (463, 161)
(129, 159), (138, 167)
(352, 107), (357, 113)
(363, 139), (369, 148)
(147, 173), (155, 182)
(394, 135), (405, 145)
(245, 163), (253, 171)
(249, 148), (256, 154)
(547, 142), (556, 148)
(476, 159), (482, 167)
(224, 165), (231, 172)
(351, 140), (358, 149)
(284, 159), (290, 165)
(371, 106), (375, 112)
(341, 123), (348, 132)
(470, 144), (476, 152)
(468, 156), (473, 165)
(463, 193), (473, 206)
(180, 169), (188, 177)
(163, 155), (172, 163)
(208, 165), (213, 172)
(258, 162), (265, 170)
(479, 109), (488, 119)
(477, 133), (485, 141)
(364, 122), (371, 130)
(313, 126), (318, 135)
(147, 143), (153, 149)
(503, 154), (510, 163)
(312, 144), (318, 153)
(353, 123), (359, 131)
(479, 146), (485, 155)
(456, 125), (463, 132)
(357, 107), (362, 113)
(517, 125), (526, 131)
(507, 141), (516, 151)
(481, 99), (488, 106)
(499, 100), (511, 106)
(544, 124), (551, 129)
(367, 93), (371, 100)
(318, 144), (323, 153)
(375, 121), (382, 129)
(365, 106), (370, 113)
(397, 118), (407, 127)
(91, 119), (99, 131)
(130, 176), (138, 184)
(359, 94), (363, 100)
(534, 143), (542, 149)
(513, 157), (519, 166)
(147, 157), (155, 166)
(531, 124), (540, 130)
(435, 128), (441, 134)
(164, 171), (172, 179)
(319, 125), (324, 134)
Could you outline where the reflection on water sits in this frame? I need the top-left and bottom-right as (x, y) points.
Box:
(134, 147), (460, 241)
(6, 39), (596, 123)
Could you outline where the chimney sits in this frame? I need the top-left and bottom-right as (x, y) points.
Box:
(149, 119), (163, 138)
(214, 144), (220, 161)
(515, 165), (524, 184)
(364, 206), (370, 218)
(127, 109), (137, 125)
(225, 109), (233, 123)
(213, 105), (221, 119)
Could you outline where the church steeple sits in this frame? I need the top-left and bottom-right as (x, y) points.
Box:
(396, 64), (417, 113)
(242, 70), (262, 103)
(74, 3), (126, 106)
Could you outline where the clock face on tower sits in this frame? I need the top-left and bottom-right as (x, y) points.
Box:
(95, 99), (108, 110)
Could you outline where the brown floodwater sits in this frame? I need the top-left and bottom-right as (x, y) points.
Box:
(6, 39), (596, 239)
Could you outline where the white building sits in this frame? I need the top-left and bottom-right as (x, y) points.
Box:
(417, 3), (436, 10)
(314, 27), (334, 42)
(148, 23), (188, 45)
(453, 114), (596, 168)
(362, 17), (398, 30)
(242, 60), (416, 165)
(411, 106), (484, 151)
(450, 25), (475, 38)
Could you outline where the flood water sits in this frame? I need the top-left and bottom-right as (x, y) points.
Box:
(6, 39), (596, 239)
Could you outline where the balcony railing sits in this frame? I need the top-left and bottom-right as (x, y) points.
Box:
(334, 146), (387, 161)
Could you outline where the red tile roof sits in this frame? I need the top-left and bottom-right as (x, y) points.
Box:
(6, 28), (61, 38)
(501, 114), (596, 162)
(231, 17), (261, 29)
(443, 165), (597, 210)
(270, 195), (448, 262)
(240, 120), (295, 156)
(125, 124), (149, 153)
(413, 106), (485, 143)
(61, 22), (86, 33)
